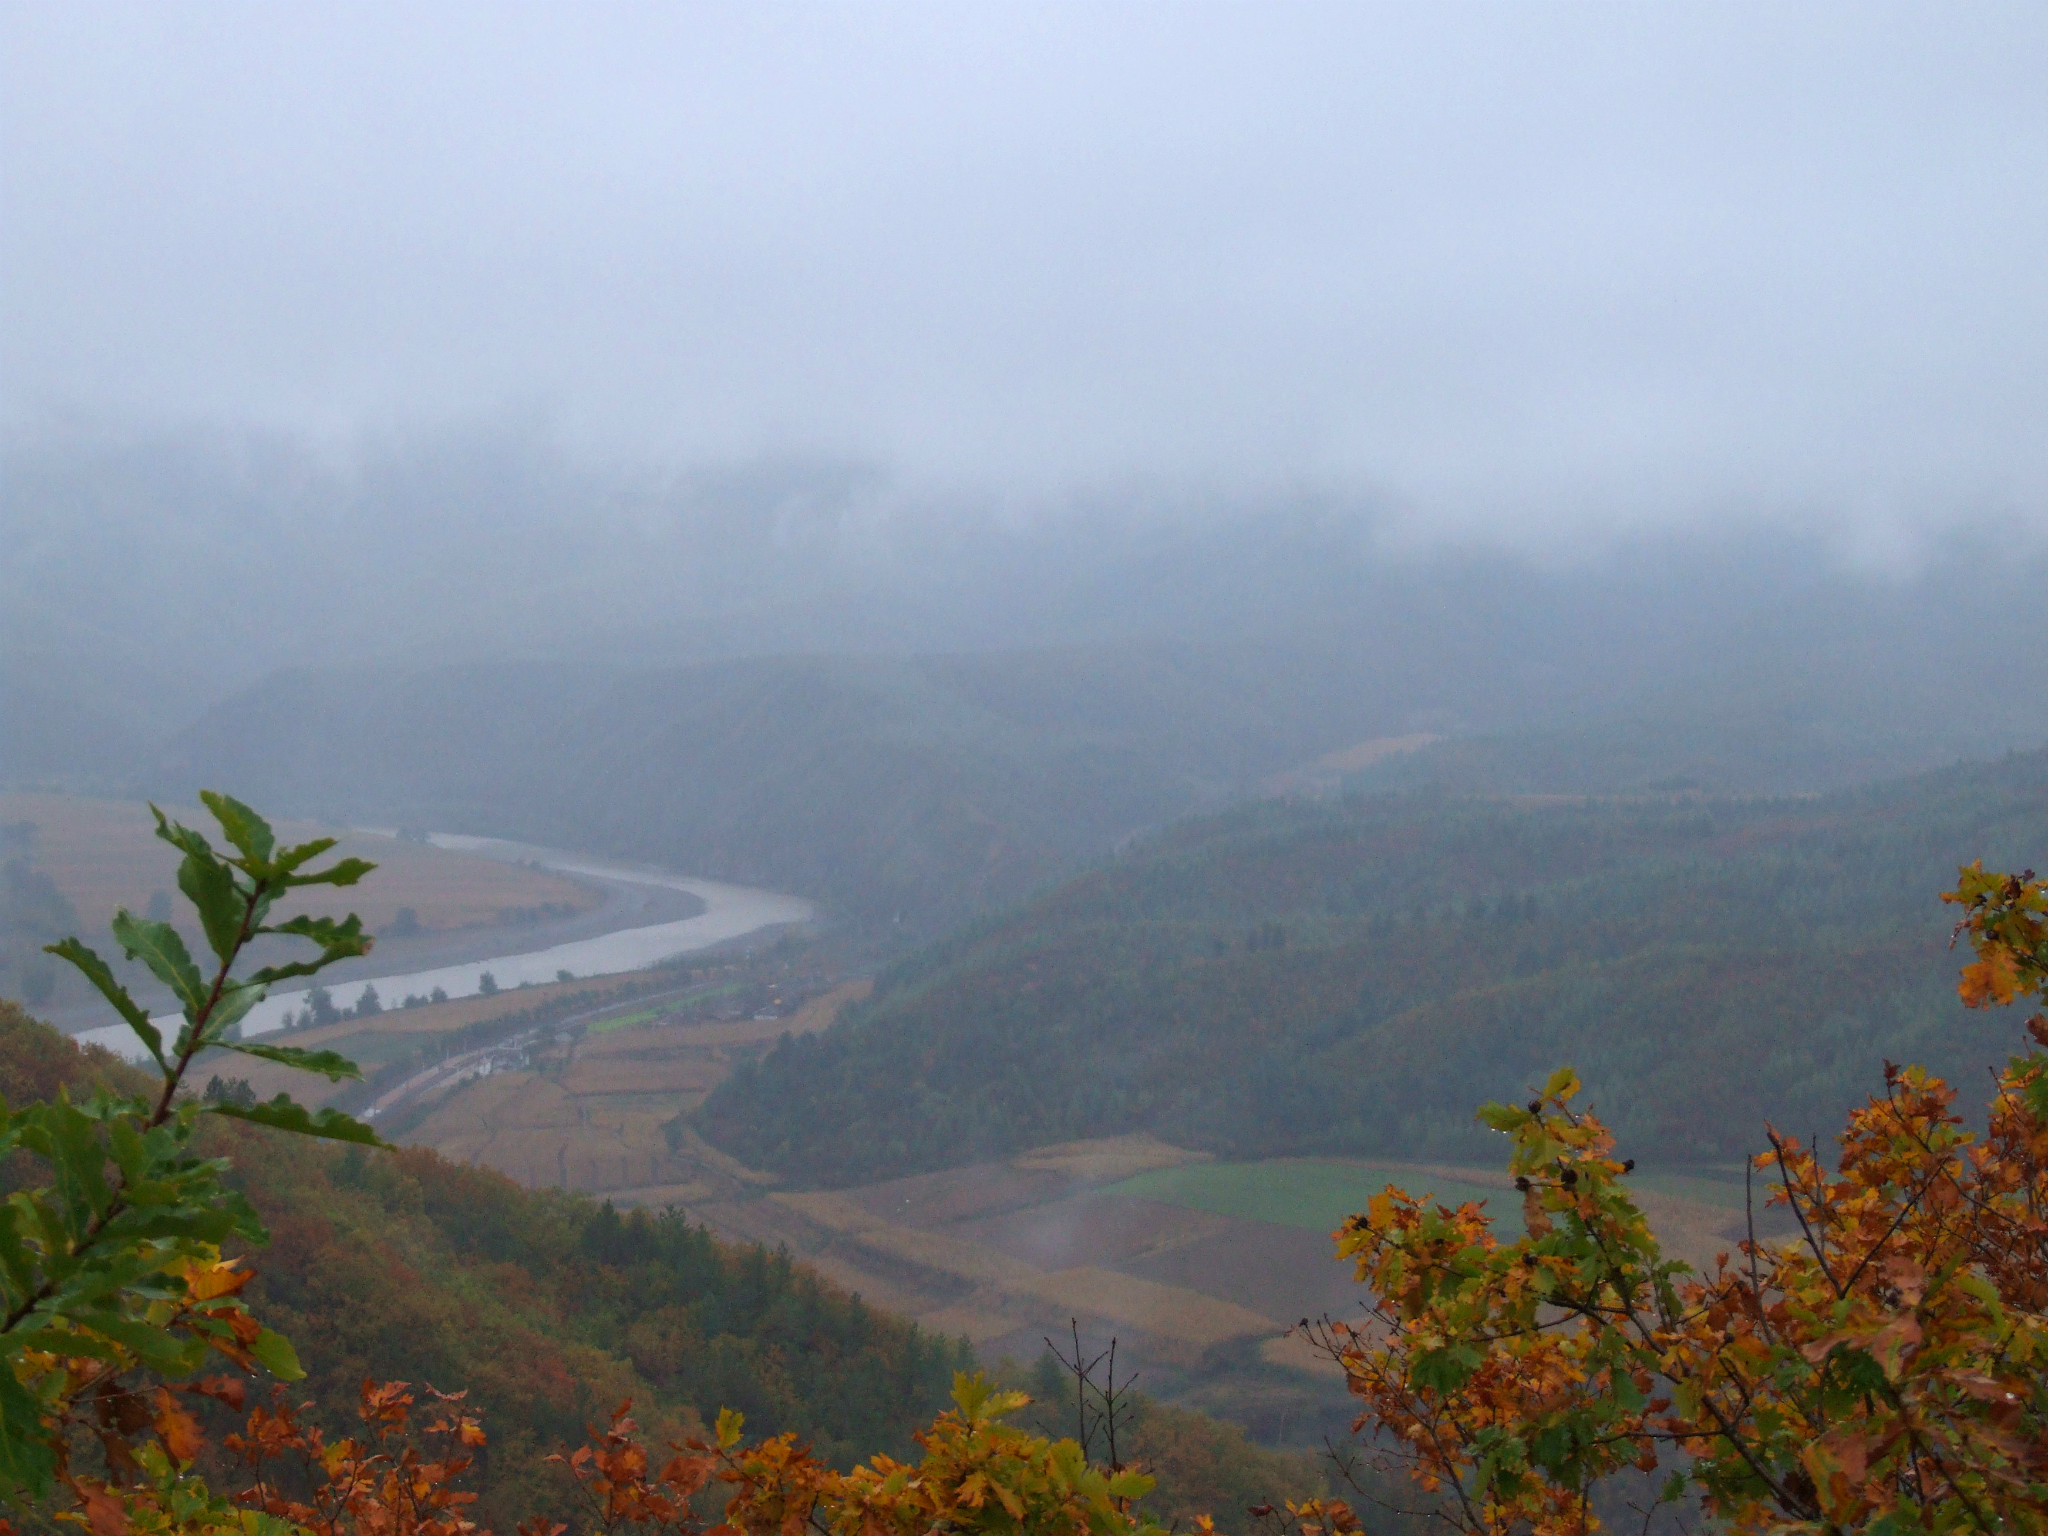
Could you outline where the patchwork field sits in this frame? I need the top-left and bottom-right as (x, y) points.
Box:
(396, 978), (871, 1203)
(197, 970), (684, 1107)
(296, 965), (1786, 1447)
(2, 791), (597, 936)
(674, 1134), (1800, 1443)
(416, 1072), (701, 1193)
(1104, 1159), (1520, 1235)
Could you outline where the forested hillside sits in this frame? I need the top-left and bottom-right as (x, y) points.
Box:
(698, 748), (2048, 1185)
(0, 1001), (970, 1526)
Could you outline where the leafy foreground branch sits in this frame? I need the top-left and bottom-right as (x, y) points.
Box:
(2, 794), (383, 1505)
(36, 1367), (1172, 1536)
(1314, 862), (2048, 1536)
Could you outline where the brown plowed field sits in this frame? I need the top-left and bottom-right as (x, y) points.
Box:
(397, 980), (868, 1198)
(681, 1133), (1777, 1433)
(1116, 1218), (1365, 1326)
(948, 1193), (1230, 1271)
(416, 1071), (698, 1192)
(1010, 1267), (1277, 1351)
(841, 1164), (1083, 1227)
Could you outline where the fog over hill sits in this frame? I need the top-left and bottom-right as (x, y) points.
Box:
(6, 3), (2046, 925)
(5, 422), (2045, 933)
(10, 6), (2048, 1507)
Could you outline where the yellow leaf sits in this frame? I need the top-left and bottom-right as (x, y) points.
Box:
(182, 1259), (252, 1303)
(993, 1480), (1026, 1520)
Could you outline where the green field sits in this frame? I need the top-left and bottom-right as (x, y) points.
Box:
(1105, 1159), (1519, 1235)
(588, 1007), (667, 1036)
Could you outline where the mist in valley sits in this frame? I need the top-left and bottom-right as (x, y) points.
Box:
(5, 3), (2048, 1472)
(9, 420), (2048, 936)
(7, 4), (2045, 832)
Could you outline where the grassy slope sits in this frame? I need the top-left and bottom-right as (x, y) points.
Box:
(698, 748), (2048, 1186)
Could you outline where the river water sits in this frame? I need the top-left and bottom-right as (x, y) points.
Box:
(76, 835), (815, 1062)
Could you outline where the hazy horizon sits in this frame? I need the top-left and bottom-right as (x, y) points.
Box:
(7, 2), (2047, 560)
(7, 2), (2048, 811)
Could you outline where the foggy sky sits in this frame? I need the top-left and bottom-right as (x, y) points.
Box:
(4, 3), (2046, 548)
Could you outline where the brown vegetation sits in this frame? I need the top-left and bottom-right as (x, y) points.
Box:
(397, 979), (871, 1203)
(0, 790), (597, 935)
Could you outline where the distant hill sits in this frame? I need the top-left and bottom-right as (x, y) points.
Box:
(150, 600), (2048, 941)
(1340, 652), (2048, 799)
(696, 747), (2048, 1185)
(154, 644), (1420, 935)
(0, 666), (154, 793)
(17, 436), (2048, 935)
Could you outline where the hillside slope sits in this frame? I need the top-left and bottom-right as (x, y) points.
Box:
(156, 645), (1415, 935)
(0, 1001), (970, 1525)
(154, 613), (2048, 945)
(0, 1002), (1326, 1533)
(697, 748), (2048, 1185)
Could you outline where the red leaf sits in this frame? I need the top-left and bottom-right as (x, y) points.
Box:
(71, 1481), (130, 1536)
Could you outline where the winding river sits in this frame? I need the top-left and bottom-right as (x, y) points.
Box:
(76, 835), (815, 1062)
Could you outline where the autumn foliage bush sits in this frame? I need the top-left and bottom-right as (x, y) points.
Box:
(1314, 862), (2048, 1536)
(4, 794), (2046, 1536)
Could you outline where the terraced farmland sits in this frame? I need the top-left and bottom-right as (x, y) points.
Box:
(1104, 1159), (1520, 1235)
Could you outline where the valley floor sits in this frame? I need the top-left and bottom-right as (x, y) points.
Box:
(208, 958), (1792, 1448)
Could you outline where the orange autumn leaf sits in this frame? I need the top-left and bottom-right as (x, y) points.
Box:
(152, 1388), (205, 1464)
(1959, 950), (2020, 1007)
(68, 1481), (130, 1536)
(180, 1257), (255, 1303)
(1330, 1021), (2048, 1536)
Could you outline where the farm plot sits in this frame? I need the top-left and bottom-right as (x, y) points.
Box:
(947, 1190), (1233, 1271)
(736, 1182), (1287, 1370)
(1, 791), (596, 938)
(563, 1024), (727, 1098)
(691, 1143), (1316, 1386)
(411, 1071), (700, 1194)
(1009, 1268), (1277, 1353)
(696, 1137), (1776, 1423)
(398, 979), (871, 1201)
(1105, 1213), (1363, 1328)
(1104, 1158), (1521, 1236)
